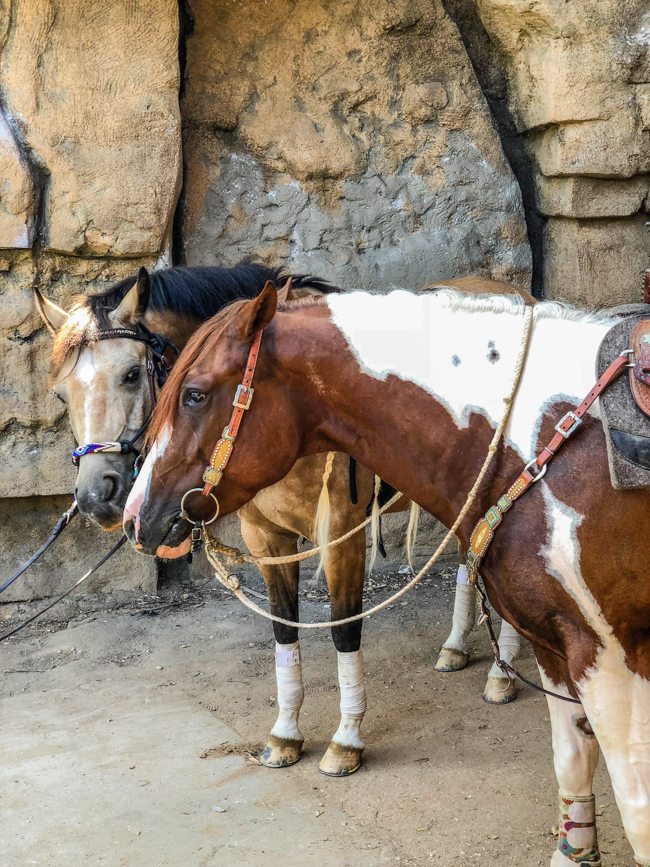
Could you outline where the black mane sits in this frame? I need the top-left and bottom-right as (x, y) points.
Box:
(87, 262), (334, 328)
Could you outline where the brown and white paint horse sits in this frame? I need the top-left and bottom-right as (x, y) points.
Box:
(37, 266), (524, 776)
(125, 283), (650, 865)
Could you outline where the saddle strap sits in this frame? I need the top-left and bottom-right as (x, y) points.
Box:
(466, 350), (631, 580)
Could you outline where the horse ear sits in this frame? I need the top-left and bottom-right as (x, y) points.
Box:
(109, 267), (151, 328)
(277, 277), (292, 303)
(34, 287), (70, 336)
(237, 280), (278, 339)
(134, 266), (151, 316)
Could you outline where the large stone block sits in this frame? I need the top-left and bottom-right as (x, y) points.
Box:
(543, 215), (650, 308)
(0, 495), (157, 601)
(0, 0), (182, 256)
(536, 176), (650, 219)
(530, 118), (650, 180)
(476, 1), (650, 133)
(181, 0), (531, 291)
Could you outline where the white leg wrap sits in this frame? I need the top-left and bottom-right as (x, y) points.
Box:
(270, 641), (304, 742)
(488, 619), (521, 678)
(443, 573), (476, 652)
(332, 650), (366, 749)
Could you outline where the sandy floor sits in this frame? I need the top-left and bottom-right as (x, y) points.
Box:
(0, 564), (633, 867)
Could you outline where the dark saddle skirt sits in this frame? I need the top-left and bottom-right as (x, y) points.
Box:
(598, 306), (650, 488)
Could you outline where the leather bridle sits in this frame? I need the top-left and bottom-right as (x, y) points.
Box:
(71, 325), (178, 471)
(178, 329), (264, 531)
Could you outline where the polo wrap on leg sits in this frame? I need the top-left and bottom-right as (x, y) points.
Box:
(337, 650), (366, 719)
(275, 641), (304, 712)
(452, 566), (476, 638)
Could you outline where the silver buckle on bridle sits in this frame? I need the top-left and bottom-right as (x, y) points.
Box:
(555, 410), (581, 439)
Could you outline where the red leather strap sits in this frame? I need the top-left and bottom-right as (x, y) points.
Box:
(535, 352), (630, 466)
(466, 351), (630, 580)
(201, 329), (263, 496)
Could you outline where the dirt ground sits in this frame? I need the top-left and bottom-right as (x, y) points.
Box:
(0, 561), (633, 867)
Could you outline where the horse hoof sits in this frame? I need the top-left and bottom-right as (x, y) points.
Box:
(259, 735), (303, 768)
(434, 646), (469, 672)
(482, 675), (517, 705)
(318, 741), (363, 777)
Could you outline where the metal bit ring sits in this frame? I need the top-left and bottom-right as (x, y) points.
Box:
(179, 488), (220, 525)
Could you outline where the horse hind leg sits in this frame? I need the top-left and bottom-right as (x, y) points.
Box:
(239, 515), (304, 769)
(536, 655), (601, 867)
(576, 647), (650, 865)
(483, 619), (520, 705)
(318, 531), (367, 777)
(435, 539), (475, 672)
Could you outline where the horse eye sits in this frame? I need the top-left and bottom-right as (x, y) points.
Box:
(124, 367), (140, 384)
(186, 390), (206, 406)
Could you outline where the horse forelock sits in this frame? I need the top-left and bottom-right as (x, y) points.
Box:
(49, 303), (100, 380)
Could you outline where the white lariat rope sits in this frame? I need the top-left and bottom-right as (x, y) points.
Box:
(205, 305), (534, 630)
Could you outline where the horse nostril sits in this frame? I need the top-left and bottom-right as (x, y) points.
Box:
(123, 516), (136, 544)
(102, 472), (123, 503)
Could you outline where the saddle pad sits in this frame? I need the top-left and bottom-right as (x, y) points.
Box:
(597, 312), (650, 489)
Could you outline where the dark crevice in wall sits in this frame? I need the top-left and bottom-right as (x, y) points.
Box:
(441, 0), (546, 298)
(0, 100), (51, 255)
(171, 0), (195, 266)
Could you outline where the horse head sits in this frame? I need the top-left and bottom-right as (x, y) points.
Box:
(123, 281), (321, 557)
(36, 268), (157, 529)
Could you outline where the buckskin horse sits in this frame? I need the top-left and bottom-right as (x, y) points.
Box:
(36, 264), (525, 776)
(124, 282), (650, 865)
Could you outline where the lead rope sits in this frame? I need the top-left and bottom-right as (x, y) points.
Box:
(0, 500), (79, 595)
(204, 305), (534, 628)
(0, 536), (127, 643)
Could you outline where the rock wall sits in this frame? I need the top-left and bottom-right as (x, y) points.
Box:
(1, 0), (647, 599)
(0, 1), (180, 599)
(474, 0), (650, 306)
(180, 0), (531, 290)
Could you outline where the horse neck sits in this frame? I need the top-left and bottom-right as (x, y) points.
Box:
(284, 294), (617, 527)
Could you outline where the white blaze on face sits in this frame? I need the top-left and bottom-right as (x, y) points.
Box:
(327, 290), (616, 461)
(123, 423), (171, 538)
(60, 340), (146, 447)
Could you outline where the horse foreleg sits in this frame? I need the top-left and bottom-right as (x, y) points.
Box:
(483, 620), (521, 705)
(319, 532), (367, 777)
(239, 515), (304, 769)
(435, 539), (475, 672)
(536, 653), (601, 867)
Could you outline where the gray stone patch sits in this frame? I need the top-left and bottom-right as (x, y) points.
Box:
(183, 132), (531, 292)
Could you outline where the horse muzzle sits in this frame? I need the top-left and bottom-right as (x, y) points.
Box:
(75, 453), (134, 529)
(123, 508), (192, 558)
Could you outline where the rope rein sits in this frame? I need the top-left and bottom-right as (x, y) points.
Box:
(204, 305), (535, 630)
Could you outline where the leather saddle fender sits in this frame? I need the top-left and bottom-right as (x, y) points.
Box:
(630, 319), (650, 414)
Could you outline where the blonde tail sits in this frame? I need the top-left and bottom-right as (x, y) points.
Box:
(314, 452), (335, 578)
(369, 475), (381, 574)
(406, 502), (420, 573)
